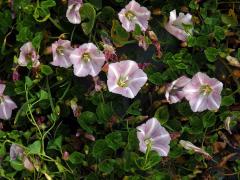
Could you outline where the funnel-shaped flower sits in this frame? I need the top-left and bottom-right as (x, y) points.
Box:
(180, 140), (212, 158)
(164, 10), (193, 42)
(18, 42), (40, 67)
(70, 43), (106, 77)
(66, 0), (82, 24)
(137, 118), (171, 156)
(165, 76), (191, 104)
(0, 84), (17, 120)
(51, 39), (73, 68)
(118, 0), (151, 32)
(107, 60), (147, 98)
(183, 72), (223, 112)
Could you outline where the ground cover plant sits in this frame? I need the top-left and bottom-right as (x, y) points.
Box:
(0, 0), (240, 179)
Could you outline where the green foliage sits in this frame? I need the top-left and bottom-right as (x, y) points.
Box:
(0, 0), (239, 179)
(80, 3), (96, 35)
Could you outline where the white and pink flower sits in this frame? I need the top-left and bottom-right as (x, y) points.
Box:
(164, 10), (193, 42)
(70, 43), (106, 77)
(165, 76), (191, 104)
(0, 84), (17, 120)
(118, 0), (151, 32)
(66, 0), (82, 24)
(137, 118), (171, 156)
(183, 72), (223, 112)
(107, 60), (147, 98)
(51, 39), (73, 68)
(18, 42), (40, 67)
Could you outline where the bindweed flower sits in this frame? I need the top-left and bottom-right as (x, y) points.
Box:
(118, 0), (151, 32)
(165, 76), (191, 104)
(51, 39), (73, 68)
(12, 69), (20, 81)
(107, 60), (147, 98)
(18, 42), (40, 67)
(164, 10), (193, 42)
(137, 118), (171, 156)
(70, 43), (106, 77)
(180, 140), (212, 158)
(66, 0), (82, 24)
(183, 72), (223, 112)
(0, 84), (17, 120)
(103, 44), (117, 62)
(10, 144), (24, 160)
(23, 156), (34, 171)
(136, 35), (149, 51)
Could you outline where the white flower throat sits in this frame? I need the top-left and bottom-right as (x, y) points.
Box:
(200, 84), (212, 95)
(117, 76), (129, 87)
(125, 11), (136, 21)
(56, 46), (65, 56)
(82, 53), (91, 62)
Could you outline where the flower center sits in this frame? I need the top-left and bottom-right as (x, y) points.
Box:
(117, 76), (129, 87)
(82, 53), (91, 62)
(25, 52), (33, 61)
(200, 84), (212, 95)
(144, 138), (153, 146)
(56, 46), (65, 56)
(125, 11), (135, 21)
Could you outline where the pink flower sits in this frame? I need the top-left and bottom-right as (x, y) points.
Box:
(118, 0), (151, 32)
(165, 76), (191, 104)
(183, 72), (223, 112)
(0, 84), (17, 120)
(70, 43), (106, 77)
(107, 60), (147, 98)
(164, 10), (193, 42)
(18, 42), (40, 67)
(137, 118), (171, 156)
(51, 39), (73, 68)
(10, 144), (24, 160)
(66, 0), (82, 24)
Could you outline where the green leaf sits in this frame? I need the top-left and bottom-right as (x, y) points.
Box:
(154, 106), (169, 124)
(88, 0), (102, 10)
(105, 132), (123, 151)
(40, 0), (56, 8)
(222, 95), (235, 106)
(77, 111), (97, 133)
(0, 144), (6, 156)
(189, 116), (203, 134)
(80, 3), (96, 35)
(41, 65), (53, 76)
(111, 20), (129, 47)
(10, 159), (24, 171)
(32, 32), (43, 50)
(47, 136), (62, 151)
(92, 139), (112, 158)
(148, 72), (164, 85)
(127, 100), (141, 116)
(98, 159), (115, 173)
(0, 10), (12, 34)
(195, 36), (208, 48)
(16, 26), (33, 42)
(202, 112), (216, 128)
(221, 14), (238, 27)
(96, 102), (113, 124)
(98, 6), (115, 23)
(145, 151), (161, 169)
(204, 47), (219, 62)
(28, 140), (41, 155)
(25, 76), (33, 88)
(69, 152), (84, 164)
(214, 26), (225, 41)
(38, 90), (49, 100)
